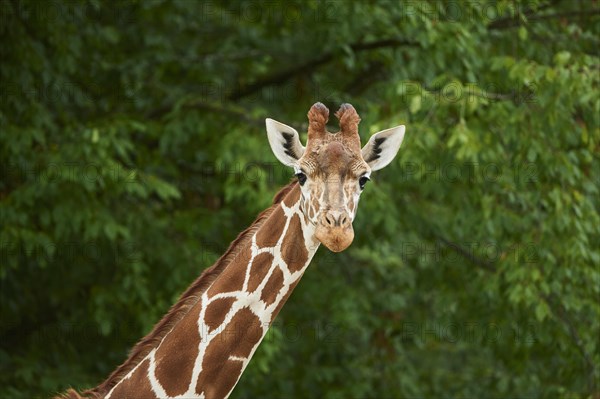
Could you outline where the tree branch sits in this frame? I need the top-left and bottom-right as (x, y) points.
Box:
(146, 99), (264, 127)
(145, 38), (419, 121)
(229, 38), (420, 101)
(489, 8), (600, 30)
(436, 235), (497, 273)
(542, 293), (597, 393)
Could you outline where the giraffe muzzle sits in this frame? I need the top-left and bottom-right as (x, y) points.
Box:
(315, 210), (354, 252)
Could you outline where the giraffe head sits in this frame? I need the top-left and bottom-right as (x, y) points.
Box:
(266, 103), (405, 252)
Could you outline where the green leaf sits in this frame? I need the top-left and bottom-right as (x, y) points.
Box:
(409, 95), (422, 114)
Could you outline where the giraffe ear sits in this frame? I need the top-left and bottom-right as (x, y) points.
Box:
(266, 118), (305, 167)
(361, 125), (406, 171)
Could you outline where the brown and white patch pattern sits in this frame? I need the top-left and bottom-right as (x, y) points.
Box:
(105, 185), (319, 399)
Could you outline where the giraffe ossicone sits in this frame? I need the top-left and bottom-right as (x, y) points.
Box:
(58, 103), (405, 399)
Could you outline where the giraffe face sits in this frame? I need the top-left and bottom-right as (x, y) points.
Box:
(293, 137), (368, 252)
(266, 103), (405, 252)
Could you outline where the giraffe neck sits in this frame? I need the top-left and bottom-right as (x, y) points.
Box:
(105, 184), (319, 399)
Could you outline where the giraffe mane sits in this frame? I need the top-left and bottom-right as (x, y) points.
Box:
(58, 181), (298, 399)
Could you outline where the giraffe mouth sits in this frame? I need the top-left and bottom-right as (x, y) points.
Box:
(314, 225), (354, 252)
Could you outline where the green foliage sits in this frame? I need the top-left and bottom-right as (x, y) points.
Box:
(1, 0), (598, 398)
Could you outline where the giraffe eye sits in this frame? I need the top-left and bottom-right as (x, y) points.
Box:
(295, 172), (307, 186)
(359, 176), (370, 190)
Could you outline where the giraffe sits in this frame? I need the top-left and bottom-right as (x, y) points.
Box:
(58, 102), (405, 399)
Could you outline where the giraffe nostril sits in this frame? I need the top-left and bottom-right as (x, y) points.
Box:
(323, 212), (350, 227)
